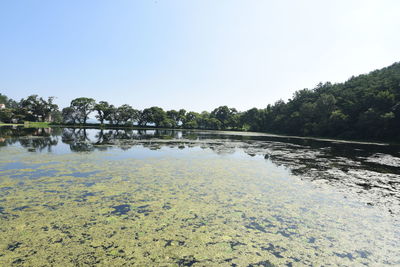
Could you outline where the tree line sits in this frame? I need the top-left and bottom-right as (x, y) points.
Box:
(1, 61), (400, 141)
(0, 94), (241, 130)
(63, 98), (240, 130)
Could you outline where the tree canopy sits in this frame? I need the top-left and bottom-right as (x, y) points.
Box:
(1, 61), (400, 141)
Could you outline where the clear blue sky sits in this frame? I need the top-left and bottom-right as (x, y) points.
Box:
(1, 0), (399, 111)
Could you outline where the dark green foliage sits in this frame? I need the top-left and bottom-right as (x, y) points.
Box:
(62, 107), (78, 124)
(255, 62), (400, 140)
(0, 93), (8, 104)
(0, 94), (58, 123)
(94, 101), (111, 125)
(140, 107), (167, 127)
(210, 106), (240, 130)
(20, 95), (58, 122)
(114, 104), (139, 126)
(0, 108), (14, 123)
(69, 97), (96, 124)
(1, 62), (400, 141)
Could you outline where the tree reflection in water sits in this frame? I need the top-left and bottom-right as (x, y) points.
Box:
(1, 126), (400, 215)
(0, 127), (60, 152)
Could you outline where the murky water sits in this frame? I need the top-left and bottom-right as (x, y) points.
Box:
(0, 127), (399, 266)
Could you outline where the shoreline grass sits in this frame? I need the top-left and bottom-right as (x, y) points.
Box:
(23, 121), (51, 128)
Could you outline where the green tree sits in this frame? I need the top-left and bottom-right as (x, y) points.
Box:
(0, 108), (14, 123)
(183, 111), (200, 129)
(50, 110), (63, 124)
(94, 101), (111, 125)
(211, 106), (238, 129)
(70, 97), (95, 124)
(140, 107), (167, 127)
(178, 109), (187, 127)
(166, 110), (179, 128)
(62, 107), (78, 124)
(20, 95), (58, 122)
(116, 104), (140, 125)
(105, 105), (117, 125)
(0, 93), (8, 104)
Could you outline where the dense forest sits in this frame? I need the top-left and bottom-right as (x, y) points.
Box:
(1, 62), (400, 141)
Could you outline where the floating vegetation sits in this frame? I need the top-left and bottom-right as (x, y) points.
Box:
(111, 205), (131, 216)
(0, 127), (399, 266)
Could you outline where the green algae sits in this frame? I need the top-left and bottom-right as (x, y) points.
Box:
(0, 146), (399, 266)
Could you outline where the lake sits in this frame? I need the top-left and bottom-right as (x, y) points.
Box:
(0, 127), (399, 266)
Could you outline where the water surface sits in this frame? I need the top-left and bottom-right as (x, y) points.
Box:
(0, 127), (399, 266)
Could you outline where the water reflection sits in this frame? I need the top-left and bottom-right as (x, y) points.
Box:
(1, 126), (399, 164)
(0, 127), (60, 152)
(1, 126), (400, 215)
(1, 126), (398, 155)
(1, 126), (400, 266)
